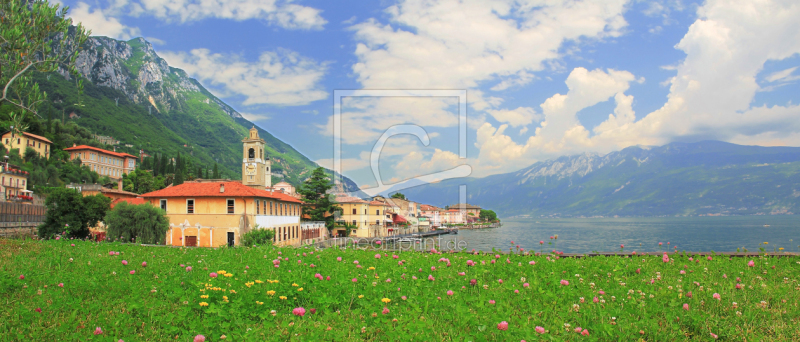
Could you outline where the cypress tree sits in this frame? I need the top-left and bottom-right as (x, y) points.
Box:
(159, 154), (168, 175)
(213, 163), (220, 179)
(153, 154), (160, 177)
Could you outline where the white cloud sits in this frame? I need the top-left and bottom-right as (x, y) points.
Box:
(145, 37), (166, 45)
(764, 66), (799, 83)
(118, 0), (326, 29)
(239, 112), (271, 121)
(486, 107), (541, 127)
(69, 2), (141, 40)
(160, 48), (328, 106)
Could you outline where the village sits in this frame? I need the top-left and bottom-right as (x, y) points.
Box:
(0, 127), (498, 247)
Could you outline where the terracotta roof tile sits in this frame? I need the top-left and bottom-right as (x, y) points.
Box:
(110, 197), (146, 208)
(64, 145), (138, 159)
(369, 200), (388, 206)
(139, 181), (303, 203)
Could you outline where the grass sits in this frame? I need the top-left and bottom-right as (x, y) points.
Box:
(1, 238), (799, 341)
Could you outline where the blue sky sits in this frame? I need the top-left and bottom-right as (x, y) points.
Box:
(64, 0), (800, 188)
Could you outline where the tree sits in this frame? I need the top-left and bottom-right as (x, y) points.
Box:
(390, 192), (406, 200)
(212, 163), (219, 179)
(1, 0), (90, 116)
(38, 188), (110, 239)
(297, 167), (341, 230)
(479, 209), (498, 222)
(104, 201), (169, 244)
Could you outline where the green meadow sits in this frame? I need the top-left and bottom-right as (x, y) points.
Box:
(1, 239), (798, 341)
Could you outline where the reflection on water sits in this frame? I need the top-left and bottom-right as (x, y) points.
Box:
(432, 216), (800, 253)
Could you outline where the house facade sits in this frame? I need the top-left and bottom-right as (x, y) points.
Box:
(419, 204), (442, 227)
(1, 163), (31, 203)
(1, 131), (52, 159)
(64, 144), (137, 180)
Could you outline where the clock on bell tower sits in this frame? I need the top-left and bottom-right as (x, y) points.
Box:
(242, 126), (271, 190)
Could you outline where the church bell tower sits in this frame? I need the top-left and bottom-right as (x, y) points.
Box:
(242, 126), (271, 190)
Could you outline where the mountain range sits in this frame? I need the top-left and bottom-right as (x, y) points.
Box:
(398, 141), (800, 217)
(35, 34), (358, 191)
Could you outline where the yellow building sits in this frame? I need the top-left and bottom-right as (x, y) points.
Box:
(0, 163), (31, 203)
(334, 194), (369, 236)
(1, 131), (52, 159)
(64, 144), (138, 180)
(138, 127), (325, 247)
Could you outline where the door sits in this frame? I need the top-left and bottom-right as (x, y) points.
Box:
(185, 236), (197, 247)
(227, 232), (235, 247)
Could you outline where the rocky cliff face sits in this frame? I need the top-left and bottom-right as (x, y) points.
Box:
(62, 36), (241, 119)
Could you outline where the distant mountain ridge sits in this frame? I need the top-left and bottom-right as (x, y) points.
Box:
(37, 34), (359, 191)
(399, 141), (800, 217)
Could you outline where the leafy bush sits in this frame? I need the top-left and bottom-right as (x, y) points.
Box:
(38, 188), (110, 239)
(104, 201), (169, 244)
(241, 227), (275, 247)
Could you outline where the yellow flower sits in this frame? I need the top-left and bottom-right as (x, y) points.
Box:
(199, 302), (209, 307)
(375, 276), (380, 279)
(297, 288), (303, 292)
(381, 298), (391, 304)
(764, 242), (768, 245)
(201, 295), (209, 299)
(223, 296), (228, 301)
(255, 280), (263, 284)
(358, 295), (364, 299)
(256, 301), (263, 305)
(218, 270), (227, 274)
(779, 247), (784, 251)
(279, 296), (287, 300)
(224, 273), (233, 277)
(368, 267), (375, 270)
(292, 283), (299, 287)
(267, 290), (276, 296)
(230, 290), (237, 294)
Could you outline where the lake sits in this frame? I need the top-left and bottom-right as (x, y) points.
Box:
(430, 216), (800, 253)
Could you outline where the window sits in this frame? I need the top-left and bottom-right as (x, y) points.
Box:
(160, 199), (167, 211)
(352, 220), (356, 226)
(187, 199), (194, 214)
(364, 209), (367, 215)
(376, 209), (380, 215)
(376, 220), (380, 224)
(256, 200), (260, 214)
(352, 208), (356, 215)
(269, 201), (273, 215)
(263, 200), (266, 215)
(227, 199), (235, 214)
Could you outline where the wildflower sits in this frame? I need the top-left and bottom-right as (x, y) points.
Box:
(375, 254), (381, 259)
(401, 296), (407, 300)
(560, 279), (569, 286)
(535, 326), (545, 334)
(292, 307), (306, 316)
(186, 266), (192, 272)
(523, 283), (529, 288)
(382, 298), (391, 303)
(279, 296), (287, 300)
(142, 262), (147, 267)
(428, 275), (435, 281)
(662, 254), (670, 263)
(529, 261), (536, 265)
(593, 297), (599, 303)
(710, 333), (718, 339)
(447, 290), (454, 296)
(497, 321), (509, 331)
(130, 270), (135, 275)
(748, 260), (755, 267)
(94, 327), (103, 335)
(498, 279), (503, 284)
(194, 335), (206, 342)
(489, 300), (496, 304)
(683, 303), (689, 310)
(352, 278), (358, 282)
(358, 295), (364, 299)
(382, 307), (390, 315)
(199, 302), (209, 307)
(19, 275), (24, 280)
(297, 288), (303, 292)
(210, 272), (218, 278)
(581, 329), (589, 336)
(35, 308), (42, 313)
(122, 260), (128, 266)
(58, 283), (64, 287)
(266, 290), (276, 296)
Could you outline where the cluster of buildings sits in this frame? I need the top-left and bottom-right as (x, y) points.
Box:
(1, 126), (486, 248)
(0, 131), (53, 203)
(334, 193), (482, 238)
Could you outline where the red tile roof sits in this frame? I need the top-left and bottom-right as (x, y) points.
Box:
(369, 200), (388, 206)
(110, 197), (146, 208)
(64, 145), (138, 159)
(336, 196), (368, 203)
(139, 181), (303, 203)
(419, 204), (440, 211)
(2, 131), (53, 144)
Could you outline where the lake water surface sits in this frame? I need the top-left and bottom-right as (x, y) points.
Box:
(432, 216), (800, 253)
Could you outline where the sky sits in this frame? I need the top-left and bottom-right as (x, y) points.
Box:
(62, 0), (800, 189)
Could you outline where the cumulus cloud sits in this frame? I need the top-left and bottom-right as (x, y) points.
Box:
(69, 2), (141, 40)
(160, 48), (329, 106)
(764, 67), (799, 83)
(118, 0), (326, 29)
